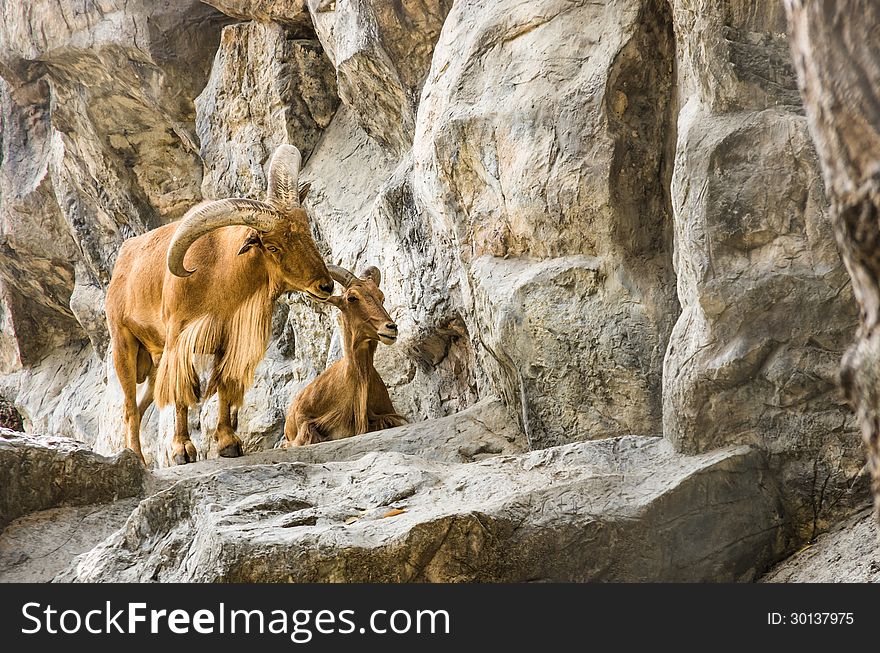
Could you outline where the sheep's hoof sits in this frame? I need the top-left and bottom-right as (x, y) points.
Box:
(172, 440), (197, 465)
(219, 441), (243, 458)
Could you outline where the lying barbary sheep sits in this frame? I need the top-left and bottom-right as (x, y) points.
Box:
(284, 265), (407, 445)
(105, 145), (334, 465)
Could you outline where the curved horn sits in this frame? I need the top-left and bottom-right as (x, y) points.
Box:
(360, 266), (381, 286)
(167, 198), (281, 277)
(327, 264), (356, 288)
(266, 144), (303, 212)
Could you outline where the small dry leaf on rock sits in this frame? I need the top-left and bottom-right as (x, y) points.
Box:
(344, 516), (360, 525)
(381, 508), (406, 519)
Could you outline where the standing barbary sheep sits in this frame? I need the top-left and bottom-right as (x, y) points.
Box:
(284, 265), (406, 445)
(105, 145), (334, 465)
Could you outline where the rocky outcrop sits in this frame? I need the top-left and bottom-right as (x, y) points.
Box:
(203, 0), (312, 30)
(0, 430), (144, 532)
(0, 499), (140, 583)
(785, 0), (880, 522)
(59, 436), (785, 583)
(151, 397), (526, 487)
(0, 404), (528, 582)
(0, 77), (83, 367)
(308, 0), (453, 154)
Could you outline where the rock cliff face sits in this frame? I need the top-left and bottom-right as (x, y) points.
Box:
(785, 0), (880, 527)
(664, 1), (864, 540)
(0, 0), (872, 581)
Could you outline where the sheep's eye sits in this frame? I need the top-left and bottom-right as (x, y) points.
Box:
(266, 246), (279, 253)
(347, 295), (358, 303)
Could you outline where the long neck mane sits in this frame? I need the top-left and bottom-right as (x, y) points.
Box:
(340, 315), (377, 435)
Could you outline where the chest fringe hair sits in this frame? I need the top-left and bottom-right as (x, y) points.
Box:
(155, 290), (271, 408)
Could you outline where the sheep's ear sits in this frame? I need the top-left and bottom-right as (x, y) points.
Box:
(298, 182), (311, 205)
(237, 230), (263, 255)
(325, 294), (344, 308)
(360, 266), (381, 286)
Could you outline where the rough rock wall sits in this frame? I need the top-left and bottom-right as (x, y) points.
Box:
(0, 0), (867, 544)
(195, 20), (339, 199)
(785, 0), (880, 523)
(663, 1), (865, 539)
(412, 0), (680, 449)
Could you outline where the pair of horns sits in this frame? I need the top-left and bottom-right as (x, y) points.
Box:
(327, 265), (381, 288)
(168, 145), (308, 278)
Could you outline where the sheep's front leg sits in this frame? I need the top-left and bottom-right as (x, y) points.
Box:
(290, 419), (323, 447)
(368, 412), (408, 432)
(171, 403), (198, 465)
(216, 388), (243, 458)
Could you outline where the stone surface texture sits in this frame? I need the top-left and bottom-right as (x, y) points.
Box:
(58, 436), (785, 583)
(664, 0), (864, 539)
(761, 508), (880, 583)
(784, 0), (880, 525)
(0, 430), (144, 531)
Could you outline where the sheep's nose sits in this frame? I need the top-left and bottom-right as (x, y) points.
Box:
(318, 281), (334, 295)
(386, 323), (398, 331)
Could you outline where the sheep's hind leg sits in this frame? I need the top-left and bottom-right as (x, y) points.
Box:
(216, 388), (243, 458)
(171, 403), (197, 465)
(111, 326), (146, 466)
(137, 364), (156, 420)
